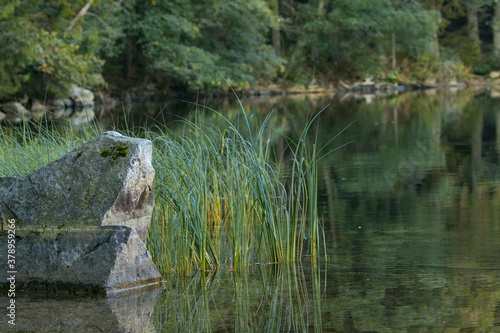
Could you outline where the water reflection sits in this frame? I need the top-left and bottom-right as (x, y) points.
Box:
(145, 90), (500, 331)
(0, 287), (160, 332)
(153, 262), (324, 332)
(4, 90), (500, 331)
(1, 105), (96, 126)
(316, 91), (500, 331)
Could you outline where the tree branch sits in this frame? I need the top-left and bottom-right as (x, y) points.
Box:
(68, 0), (94, 30)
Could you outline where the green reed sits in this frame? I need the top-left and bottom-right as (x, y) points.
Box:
(146, 106), (323, 275)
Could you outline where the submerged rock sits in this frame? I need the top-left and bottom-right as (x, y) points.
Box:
(0, 132), (161, 293)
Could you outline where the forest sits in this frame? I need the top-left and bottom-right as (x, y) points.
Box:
(1, 0), (500, 100)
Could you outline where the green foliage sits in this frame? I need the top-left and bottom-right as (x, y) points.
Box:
(28, 30), (105, 97)
(0, 0), (130, 99)
(1, 0), (500, 99)
(136, 0), (282, 90)
(0, 0), (18, 19)
(441, 28), (481, 67)
(473, 45), (500, 74)
(438, 47), (471, 81)
(0, 0), (33, 99)
(74, 1), (133, 58)
(401, 46), (470, 83)
(419, 0), (465, 30)
(392, 3), (441, 59)
(280, 0), (440, 82)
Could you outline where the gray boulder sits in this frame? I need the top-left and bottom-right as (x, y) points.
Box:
(0, 226), (161, 293)
(0, 131), (154, 241)
(0, 102), (30, 123)
(70, 85), (95, 108)
(0, 101), (30, 116)
(30, 100), (46, 121)
(490, 71), (500, 80)
(0, 132), (161, 293)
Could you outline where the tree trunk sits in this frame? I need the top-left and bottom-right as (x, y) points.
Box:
(272, 28), (281, 57)
(431, 23), (440, 60)
(310, 0), (325, 64)
(318, 0), (325, 15)
(466, 2), (480, 45)
(272, 0), (281, 57)
(493, 0), (500, 58)
(392, 33), (396, 70)
(125, 36), (134, 80)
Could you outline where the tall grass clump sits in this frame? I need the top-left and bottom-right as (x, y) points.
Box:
(146, 107), (323, 275)
(0, 120), (98, 177)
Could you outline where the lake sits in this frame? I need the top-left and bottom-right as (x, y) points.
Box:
(3, 88), (500, 332)
(149, 89), (500, 332)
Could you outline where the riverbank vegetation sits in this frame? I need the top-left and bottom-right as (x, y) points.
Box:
(0, 107), (324, 275)
(2, 0), (500, 101)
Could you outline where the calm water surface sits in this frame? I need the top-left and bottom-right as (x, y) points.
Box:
(5, 90), (500, 332)
(149, 90), (500, 332)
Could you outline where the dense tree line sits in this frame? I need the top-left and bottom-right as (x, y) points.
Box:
(1, 0), (500, 100)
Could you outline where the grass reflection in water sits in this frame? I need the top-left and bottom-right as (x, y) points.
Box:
(153, 260), (324, 333)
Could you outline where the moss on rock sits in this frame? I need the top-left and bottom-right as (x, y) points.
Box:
(100, 144), (128, 161)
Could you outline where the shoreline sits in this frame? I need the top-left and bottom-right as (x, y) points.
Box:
(1, 76), (499, 125)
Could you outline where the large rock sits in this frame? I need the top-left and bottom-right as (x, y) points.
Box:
(0, 132), (161, 293)
(490, 71), (500, 80)
(0, 131), (154, 241)
(0, 226), (161, 293)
